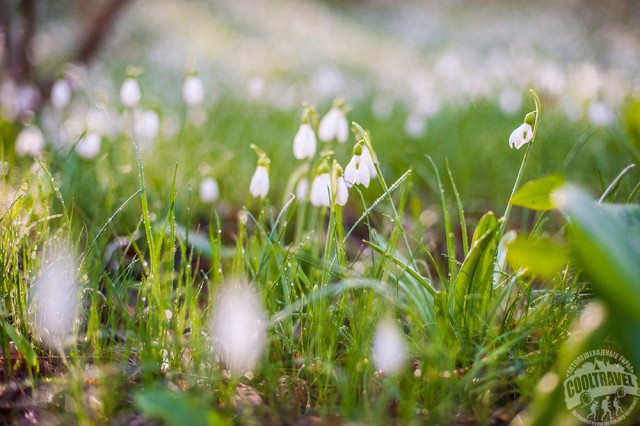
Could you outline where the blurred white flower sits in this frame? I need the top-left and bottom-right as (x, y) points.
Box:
(210, 283), (267, 372)
(200, 177), (220, 203)
(247, 77), (265, 100)
(250, 165), (269, 198)
(318, 107), (349, 143)
(335, 176), (349, 206)
(295, 178), (309, 201)
(361, 145), (377, 179)
(404, 113), (426, 138)
(120, 78), (141, 107)
(372, 96), (393, 119)
(182, 75), (205, 106)
(75, 132), (101, 160)
(51, 79), (72, 110)
(15, 125), (45, 157)
(310, 172), (331, 207)
(498, 89), (521, 115)
(371, 318), (407, 375)
(293, 123), (317, 160)
(344, 145), (371, 188)
(134, 109), (159, 147)
(587, 101), (615, 127)
(508, 122), (533, 150)
(30, 244), (80, 348)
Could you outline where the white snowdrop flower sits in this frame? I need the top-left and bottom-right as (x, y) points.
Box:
(344, 145), (370, 188)
(361, 145), (377, 179)
(75, 132), (101, 160)
(182, 75), (205, 106)
(51, 79), (72, 110)
(250, 165), (269, 198)
(293, 123), (317, 160)
(318, 106), (349, 143)
(15, 125), (45, 157)
(30, 244), (80, 348)
(310, 172), (331, 207)
(199, 177), (220, 203)
(120, 77), (141, 107)
(371, 317), (407, 375)
(508, 122), (534, 150)
(295, 178), (309, 201)
(587, 101), (615, 127)
(210, 283), (267, 372)
(134, 109), (159, 148)
(335, 176), (349, 206)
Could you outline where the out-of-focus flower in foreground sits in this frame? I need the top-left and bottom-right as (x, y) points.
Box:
(30, 244), (80, 348)
(371, 317), (407, 375)
(210, 283), (267, 373)
(15, 125), (45, 157)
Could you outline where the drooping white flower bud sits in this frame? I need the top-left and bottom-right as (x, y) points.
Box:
(250, 165), (269, 199)
(120, 78), (141, 108)
(51, 79), (72, 110)
(15, 125), (45, 157)
(508, 122), (534, 149)
(344, 144), (370, 188)
(200, 177), (220, 203)
(318, 106), (349, 143)
(371, 317), (407, 375)
(75, 132), (101, 160)
(30, 244), (80, 348)
(182, 75), (205, 106)
(293, 123), (317, 160)
(310, 172), (331, 207)
(210, 283), (267, 372)
(335, 175), (349, 206)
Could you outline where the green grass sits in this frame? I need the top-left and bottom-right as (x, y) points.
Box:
(0, 90), (638, 424)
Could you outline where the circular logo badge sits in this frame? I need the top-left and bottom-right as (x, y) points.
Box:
(564, 349), (639, 425)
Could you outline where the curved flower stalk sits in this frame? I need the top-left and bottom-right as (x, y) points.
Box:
(501, 89), (541, 237)
(319, 98), (349, 143)
(249, 144), (270, 199)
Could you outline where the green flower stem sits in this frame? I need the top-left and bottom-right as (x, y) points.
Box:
(500, 89), (541, 237)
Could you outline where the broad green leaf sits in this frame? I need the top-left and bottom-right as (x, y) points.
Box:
(509, 174), (564, 211)
(2, 322), (38, 370)
(556, 185), (640, 323)
(506, 237), (569, 279)
(135, 389), (231, 426)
